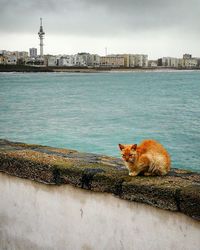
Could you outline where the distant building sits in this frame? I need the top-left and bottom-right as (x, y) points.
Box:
(26, 57), (45, 66)
(182, 54), (198, 68)
(181, 54), (199, 68)
(29, 48), (37, 58)
(58, 55), (75, 67)
(157, 55), (198, 69)
(123, 54), (130, 67)
(0, 50), (11, 56)
(47, 53), (101, 67)
(12, 51), (28, 65)
(111, 54), (129, 67)
(157, 58), (162, 66)
(148, 60), (157, 67)
(74, 54), (87, 66)
(77, 53), (90, 66)
(158, 57), (179, 68)
(47, 56), (58, 67)
(100, 55), (124, 67)
(4, 55), (17, 65)
(161, 57), (171, 67)
(13, 51), (28, 59)
(184, 58), (198, 68)
(87, 54), (100, 67)
(183, 54), (192, 59)
(196, 58), (200, 67)
(129, 54), (148, 67)
(109, 54), (148, 68)
(0, 50), (28, 65)
(77, 53), (101, 67)
(177, 58), (184, 68)
(0, 55), (5, 64)
(170, 58), (179, 67)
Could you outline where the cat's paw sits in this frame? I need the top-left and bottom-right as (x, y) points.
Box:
(129, 172), (138, 177)
(144, 172), (152, 176)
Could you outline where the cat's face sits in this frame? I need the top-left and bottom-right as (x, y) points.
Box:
(119, 144), (137, 163)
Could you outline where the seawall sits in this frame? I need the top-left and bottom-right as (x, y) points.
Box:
(1, 64), (200, 73)
(0, 139), (200, 249)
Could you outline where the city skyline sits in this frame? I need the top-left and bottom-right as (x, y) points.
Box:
(0, 0), (199, 59)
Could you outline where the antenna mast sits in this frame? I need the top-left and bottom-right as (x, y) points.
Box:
(38, 18), (45, 57)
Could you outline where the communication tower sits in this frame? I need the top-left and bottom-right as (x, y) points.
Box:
(38, 18), (45, 57)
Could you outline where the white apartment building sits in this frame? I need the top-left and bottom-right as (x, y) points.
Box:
(178, 58), (184, 68)
(58, 55), (75, 66)
(29, 48), (37, 58)
(77, 53), (90, 66)
(129, 54), (148, 67)
(74, 54), (87, 66)
(47, 56), (57, 67)
(87, 54), (100, 67)
(75, 53), (100, 67)
(159, 57), (179, 67)
(158, 55), (199, 68)
(47, 53), (100, 67)
(160, 57), (171, 67)
(170, 58), (179, 67)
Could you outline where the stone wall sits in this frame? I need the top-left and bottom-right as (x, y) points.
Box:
(0, 172), (199, 250)
(0, 139), (200, 249)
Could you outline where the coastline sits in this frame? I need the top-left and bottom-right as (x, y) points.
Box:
(0, 64), (200, 73)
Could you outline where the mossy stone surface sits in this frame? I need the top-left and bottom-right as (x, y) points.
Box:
(0, 139), (200, 221)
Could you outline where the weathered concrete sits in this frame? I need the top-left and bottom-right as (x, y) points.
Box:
(0, 172), (200, 250)
(0, 139), (200, 220)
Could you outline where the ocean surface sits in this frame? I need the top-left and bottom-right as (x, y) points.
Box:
(0, 71), (199, 172)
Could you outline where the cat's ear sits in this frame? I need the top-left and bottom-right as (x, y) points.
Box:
(131, 144), (137, 150)
(118, 144), (124, 150)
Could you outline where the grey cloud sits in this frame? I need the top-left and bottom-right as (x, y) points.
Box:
(0, 0), (199, 37)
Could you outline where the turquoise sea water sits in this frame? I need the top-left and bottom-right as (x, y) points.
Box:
(0, 71), (200, 171)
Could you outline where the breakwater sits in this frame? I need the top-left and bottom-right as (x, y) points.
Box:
(1, 64), (199, 73)
(0, 140), (200, 249)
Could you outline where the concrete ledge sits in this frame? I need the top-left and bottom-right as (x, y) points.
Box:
(0, 139), (200, 220)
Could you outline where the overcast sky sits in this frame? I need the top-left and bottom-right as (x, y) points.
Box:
(0, 0), (199, 59)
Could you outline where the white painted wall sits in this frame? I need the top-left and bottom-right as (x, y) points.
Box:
(0, 172), (199, 250)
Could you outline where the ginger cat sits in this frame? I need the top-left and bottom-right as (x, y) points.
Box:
(119, 139), (171, 176)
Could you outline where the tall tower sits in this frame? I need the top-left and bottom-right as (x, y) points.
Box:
(38, 18), (45, 57)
